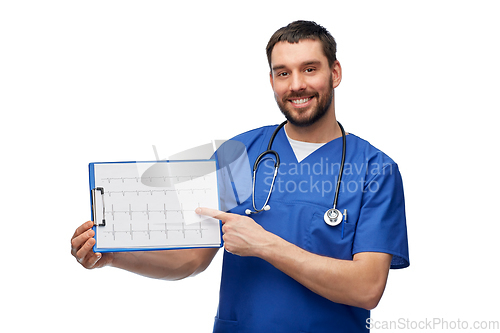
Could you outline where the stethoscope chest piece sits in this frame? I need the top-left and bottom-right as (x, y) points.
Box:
(324, 208), (343, 226)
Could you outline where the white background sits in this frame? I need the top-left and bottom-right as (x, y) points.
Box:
(1, 1), (499, 332)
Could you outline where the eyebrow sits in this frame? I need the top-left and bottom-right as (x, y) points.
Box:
(271, 65), (286, 72)
(271, 60), (322, 72)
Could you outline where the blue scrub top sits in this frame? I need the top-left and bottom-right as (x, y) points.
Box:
(213, 125), (409, 333)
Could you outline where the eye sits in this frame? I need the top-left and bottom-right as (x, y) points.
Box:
(277, 71), (289, 77)
(304, 68), (315, 73)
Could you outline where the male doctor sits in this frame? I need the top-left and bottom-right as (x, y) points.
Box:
(71, 20), (409, 332)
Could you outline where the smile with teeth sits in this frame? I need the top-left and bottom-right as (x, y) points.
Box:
(290, 97), (312, 105)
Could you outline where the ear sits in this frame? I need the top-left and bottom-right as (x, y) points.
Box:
(331, 60), (342, 89)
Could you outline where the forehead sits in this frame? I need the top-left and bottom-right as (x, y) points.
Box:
(270, 39), (327, 69)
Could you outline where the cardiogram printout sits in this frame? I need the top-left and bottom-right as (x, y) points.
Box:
(89, 160), (222, 252)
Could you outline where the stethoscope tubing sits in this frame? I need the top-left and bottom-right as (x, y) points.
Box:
(332, 121), (346, 210)
(247, 120), (346, 220)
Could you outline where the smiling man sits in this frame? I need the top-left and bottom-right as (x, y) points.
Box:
(71, 20), (409, 332)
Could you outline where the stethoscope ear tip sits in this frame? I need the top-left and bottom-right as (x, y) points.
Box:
(264, 205), (271, 211)
(245, 209), (252, 215)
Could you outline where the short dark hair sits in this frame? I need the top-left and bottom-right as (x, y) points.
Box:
(266, 20), (337, 70)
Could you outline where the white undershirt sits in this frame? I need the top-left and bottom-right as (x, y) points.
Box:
(284, 127), (326, 162)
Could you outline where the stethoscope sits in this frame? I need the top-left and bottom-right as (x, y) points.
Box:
(245, 120), (347, 227)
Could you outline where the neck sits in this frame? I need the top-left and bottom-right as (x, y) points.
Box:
(284, 108), (342, 143)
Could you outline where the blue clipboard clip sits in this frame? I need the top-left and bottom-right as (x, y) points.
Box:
(91, 187), (106, 227)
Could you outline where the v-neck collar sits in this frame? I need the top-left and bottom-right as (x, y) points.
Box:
(274, 125), (347, 164)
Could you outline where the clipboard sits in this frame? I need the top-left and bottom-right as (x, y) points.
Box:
(89, 159), (222, 252)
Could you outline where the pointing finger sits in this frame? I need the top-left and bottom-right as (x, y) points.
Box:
(195, 207), (231, 221)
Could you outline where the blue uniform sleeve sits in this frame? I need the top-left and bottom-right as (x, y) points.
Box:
(213, 139), (253, 212)
(352, 163), (410, 269)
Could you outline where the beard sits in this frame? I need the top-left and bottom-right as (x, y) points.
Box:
(276, 76), (334, 127)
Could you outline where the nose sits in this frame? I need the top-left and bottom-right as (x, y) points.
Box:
(290, 73), (306, 92)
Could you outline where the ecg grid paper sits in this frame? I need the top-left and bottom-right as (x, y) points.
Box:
(91, 160), (221, 251)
